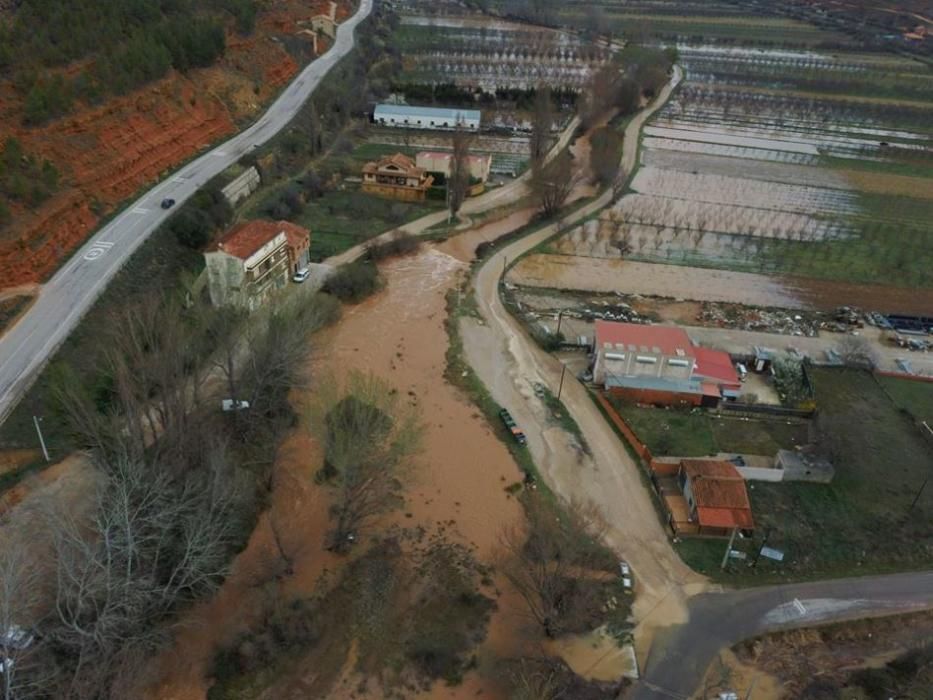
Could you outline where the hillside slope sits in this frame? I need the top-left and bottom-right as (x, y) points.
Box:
(0, 0), (350, 289)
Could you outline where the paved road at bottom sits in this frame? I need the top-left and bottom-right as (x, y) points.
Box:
(0, 0), (373, 426)
(633, 570), (933, 699)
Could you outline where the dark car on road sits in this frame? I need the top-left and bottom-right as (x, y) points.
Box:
(160, 198), (176, 209)
(499, 408), (527, 445)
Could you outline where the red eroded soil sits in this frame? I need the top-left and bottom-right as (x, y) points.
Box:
(0, 0), (347, 289)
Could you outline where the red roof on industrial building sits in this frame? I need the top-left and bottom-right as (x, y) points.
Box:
(681, 459), (754, 530)
(594, 321), (694, 358)
(212, 220), (309, 260)
(693, 346), (741, 388)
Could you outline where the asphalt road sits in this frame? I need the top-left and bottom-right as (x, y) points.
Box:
(0, 0), (373, 426)
(633, 571), (933, 699)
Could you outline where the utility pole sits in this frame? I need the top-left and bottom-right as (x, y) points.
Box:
(720, 526), (738, 570)
(33, 415), (50, 463)
(750, 527), (771, 568)
(908, 476), (929, 514)
(557, 364), (567, 400)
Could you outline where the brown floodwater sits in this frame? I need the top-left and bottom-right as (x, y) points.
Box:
(144, 117), (608, 700)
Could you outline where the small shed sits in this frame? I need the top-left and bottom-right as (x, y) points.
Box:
(775, 448), (835, 483)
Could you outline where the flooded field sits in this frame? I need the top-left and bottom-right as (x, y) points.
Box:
(549, 31), (933, 296)
(507, 253), (932, 315)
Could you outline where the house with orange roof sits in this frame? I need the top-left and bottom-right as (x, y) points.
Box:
(204, 220), (310, 310)
(361, 153), (434, 202)
(678, 459), (754, 537)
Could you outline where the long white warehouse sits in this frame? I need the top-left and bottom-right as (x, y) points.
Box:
(373, 104), (481, 130)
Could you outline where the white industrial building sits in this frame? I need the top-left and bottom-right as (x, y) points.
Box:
(373, 104), (481, 131)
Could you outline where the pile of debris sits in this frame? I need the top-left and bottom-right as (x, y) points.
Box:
(697, 302), (821, 336)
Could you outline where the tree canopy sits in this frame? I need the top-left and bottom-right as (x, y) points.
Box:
(4, 0), (258, 124)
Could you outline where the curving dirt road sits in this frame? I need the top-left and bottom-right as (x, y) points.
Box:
(464, 67), (703, 655)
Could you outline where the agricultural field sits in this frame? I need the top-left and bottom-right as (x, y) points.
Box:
(486, 0), (933, 310)
(393, 20), (612, 93)
(486, 0), (858, 47)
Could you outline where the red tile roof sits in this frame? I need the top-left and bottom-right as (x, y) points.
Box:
(362, 153), (426, 178)
(211, 220), (309, 260)
(595, 321), (694, 358)
(693, 346), (741, 388)
(682, 459), (754, 530)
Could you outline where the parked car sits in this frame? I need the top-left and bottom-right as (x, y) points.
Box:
(293, 267), (310, 283)
(221, 399), (250, 412)
(160, 198), (176, 209)
(499, 408), (527, 445)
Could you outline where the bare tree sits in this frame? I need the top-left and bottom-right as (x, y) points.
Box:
(498, 496), (607, 638)
(308, 372), (422, 553)
(507, 658), (564, 700)
(0, 534), (51, 700)
(529, 86), (554, 166)
(836, 335), (879, 371)
(580, 64), (622, 131)
(448, 122), (473, 220)
(531, 150), (577, 219)
(589, 126), (623, 186)
(583, 6), (610, 45)
(39, 449), (248, 700)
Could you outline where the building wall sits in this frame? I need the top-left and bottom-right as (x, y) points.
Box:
(221, 166), (261, 207)
(415, 153), (492, 182)
(775, 452), (835, 483)
(736, 466), (784, 482)
(205, 251), (245, 308)
(205, 245), (289, 310)
(607, 385), (703, 408)
(361, 181), (427, 202)
(375, 113), (480, 131)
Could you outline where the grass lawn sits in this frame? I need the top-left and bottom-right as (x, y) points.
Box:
(678, 368), (933, 584)
(610, 401), (808, 458)
(298, 188), (441, 261)
(878, 375), (933, 423)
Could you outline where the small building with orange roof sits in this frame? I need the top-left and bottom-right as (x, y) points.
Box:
(678, 459), (755, 537)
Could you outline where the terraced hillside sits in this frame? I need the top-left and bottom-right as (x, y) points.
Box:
(0, 0), (351, 290)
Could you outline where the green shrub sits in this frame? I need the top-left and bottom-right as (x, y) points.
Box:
(323, 261), (383, 303)
(366, 232), (421, 261)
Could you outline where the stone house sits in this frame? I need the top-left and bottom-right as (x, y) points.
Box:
(361, 153), (434, 202)
(204, 220), (310, 310)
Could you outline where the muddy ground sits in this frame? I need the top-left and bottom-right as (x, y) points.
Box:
(700, 611), (933, 700)
(506, 253), (933, 315)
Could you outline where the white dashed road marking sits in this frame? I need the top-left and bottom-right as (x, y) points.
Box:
(131, 207), (150, 214)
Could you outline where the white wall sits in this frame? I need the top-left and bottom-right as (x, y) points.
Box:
(736, 466), (783, 482)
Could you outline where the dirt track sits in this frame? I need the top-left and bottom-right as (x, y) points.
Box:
(464, 67), (709, 663)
